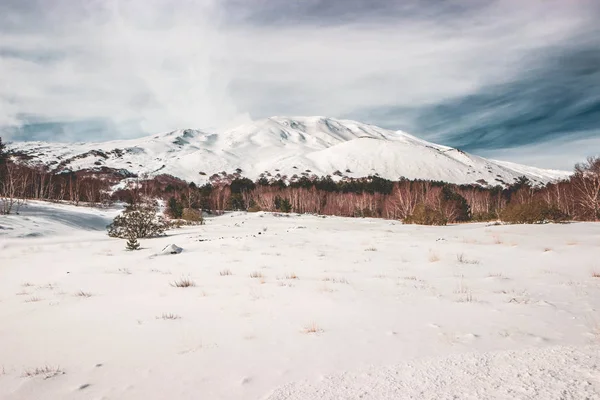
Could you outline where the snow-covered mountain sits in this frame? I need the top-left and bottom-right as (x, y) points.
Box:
(8, 116), (569, 186)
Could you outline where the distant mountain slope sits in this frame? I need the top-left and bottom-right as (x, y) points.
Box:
(7, 116), (570, 186)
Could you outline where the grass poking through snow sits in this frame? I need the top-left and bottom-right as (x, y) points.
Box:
(303, 322), (323, 334)
(170, 278), (196, 288)
(322, 276), (349, 284)
(428, 251), (440, 262)
(457, 253), (480, 264)
(157, 313), (181, 320)
(22, 366), (64, 379)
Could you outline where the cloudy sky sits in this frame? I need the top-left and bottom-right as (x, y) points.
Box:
(1, 0), (599, 169)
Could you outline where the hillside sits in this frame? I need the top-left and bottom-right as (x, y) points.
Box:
(8, 117), (570, 186)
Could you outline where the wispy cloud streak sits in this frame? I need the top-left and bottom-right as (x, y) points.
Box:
(1, 0), (599, 167)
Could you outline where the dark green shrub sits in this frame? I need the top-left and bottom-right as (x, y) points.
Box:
(228, 193), (245, 210)
(167, 197), (183, 218)
(274, 196), (292, 213)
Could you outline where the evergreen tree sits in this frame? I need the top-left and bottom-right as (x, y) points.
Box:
(126, 234), (141, 251)
(274, 196), (292, 213)
(168, 197), (184, 218)
(0, 137), (6, 165)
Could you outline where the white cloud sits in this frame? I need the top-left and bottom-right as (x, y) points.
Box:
(0, 0), (597, 150)
(480, 131), (600, 171)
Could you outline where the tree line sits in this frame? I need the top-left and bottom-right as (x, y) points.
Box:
(1, 137), (599, 224)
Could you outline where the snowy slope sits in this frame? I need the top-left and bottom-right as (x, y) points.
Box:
(8, 116), (570, 186)
(1, 202), (600, 399)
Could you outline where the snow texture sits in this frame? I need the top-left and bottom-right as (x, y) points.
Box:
(1, 201), (599, 400)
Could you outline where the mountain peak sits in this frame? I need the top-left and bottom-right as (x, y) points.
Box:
(8, 117), (570, 186)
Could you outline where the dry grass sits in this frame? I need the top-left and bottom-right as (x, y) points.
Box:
(592, 271), (600, 278)
(22, 366), (64, 379)
(543, 248), (552, 252)
(285, 273), (299, 280)
(365, 247), (378, 252)
(157, 313), (181, 320)
(249, 271), (264, 279)
(457, 253), (480, 264)
(492, 235), (503, 245)
(302, 322), (323, 334)
(118, 268), (132, 275)
(21, 282), (35, 287)
(317, 284), (335, 293)
(25, 296), (42, 303)
(322, 276), (349, 284)
(488, 272), (504, 278)
(507, 297), (530, 304)
(456, 291), (476, 303)
(566, 241), (578, 246)
(170, 277), (196, 288)
(220, 269), (233, 276)
(403, 276), (418, 281)
(75, 290), (92, 298)
(454, 281), (470, 294)
(16, 290), (30, 296)
(592, 326), (600, 342)
(428, 251), (440, 263)
(39, 283), (56, 290)
(150, 269), (172, 275)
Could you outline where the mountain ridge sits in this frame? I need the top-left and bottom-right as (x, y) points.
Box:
(7, 116), (570, 187)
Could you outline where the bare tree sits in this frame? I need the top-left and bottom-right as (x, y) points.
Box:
(573, 156), (600, 220)
(0, 162), (26, 214)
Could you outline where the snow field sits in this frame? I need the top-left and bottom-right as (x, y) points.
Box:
(0, 202), (599, 399)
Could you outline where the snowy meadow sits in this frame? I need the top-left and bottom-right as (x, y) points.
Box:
(1, 201), (599, 399)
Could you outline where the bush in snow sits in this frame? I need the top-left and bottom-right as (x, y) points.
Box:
(500, 201), (567, 224)
(181, 207), (204, 224)
(405, 204), (447, 226)
(107, 201), (167, 238)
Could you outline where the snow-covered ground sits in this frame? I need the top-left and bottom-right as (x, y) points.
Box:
(1, 201), (599, 399)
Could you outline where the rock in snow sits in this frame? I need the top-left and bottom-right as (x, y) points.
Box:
(160, 244), (183, 255)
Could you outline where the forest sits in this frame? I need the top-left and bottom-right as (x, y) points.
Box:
(1, 137), (599, 224)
